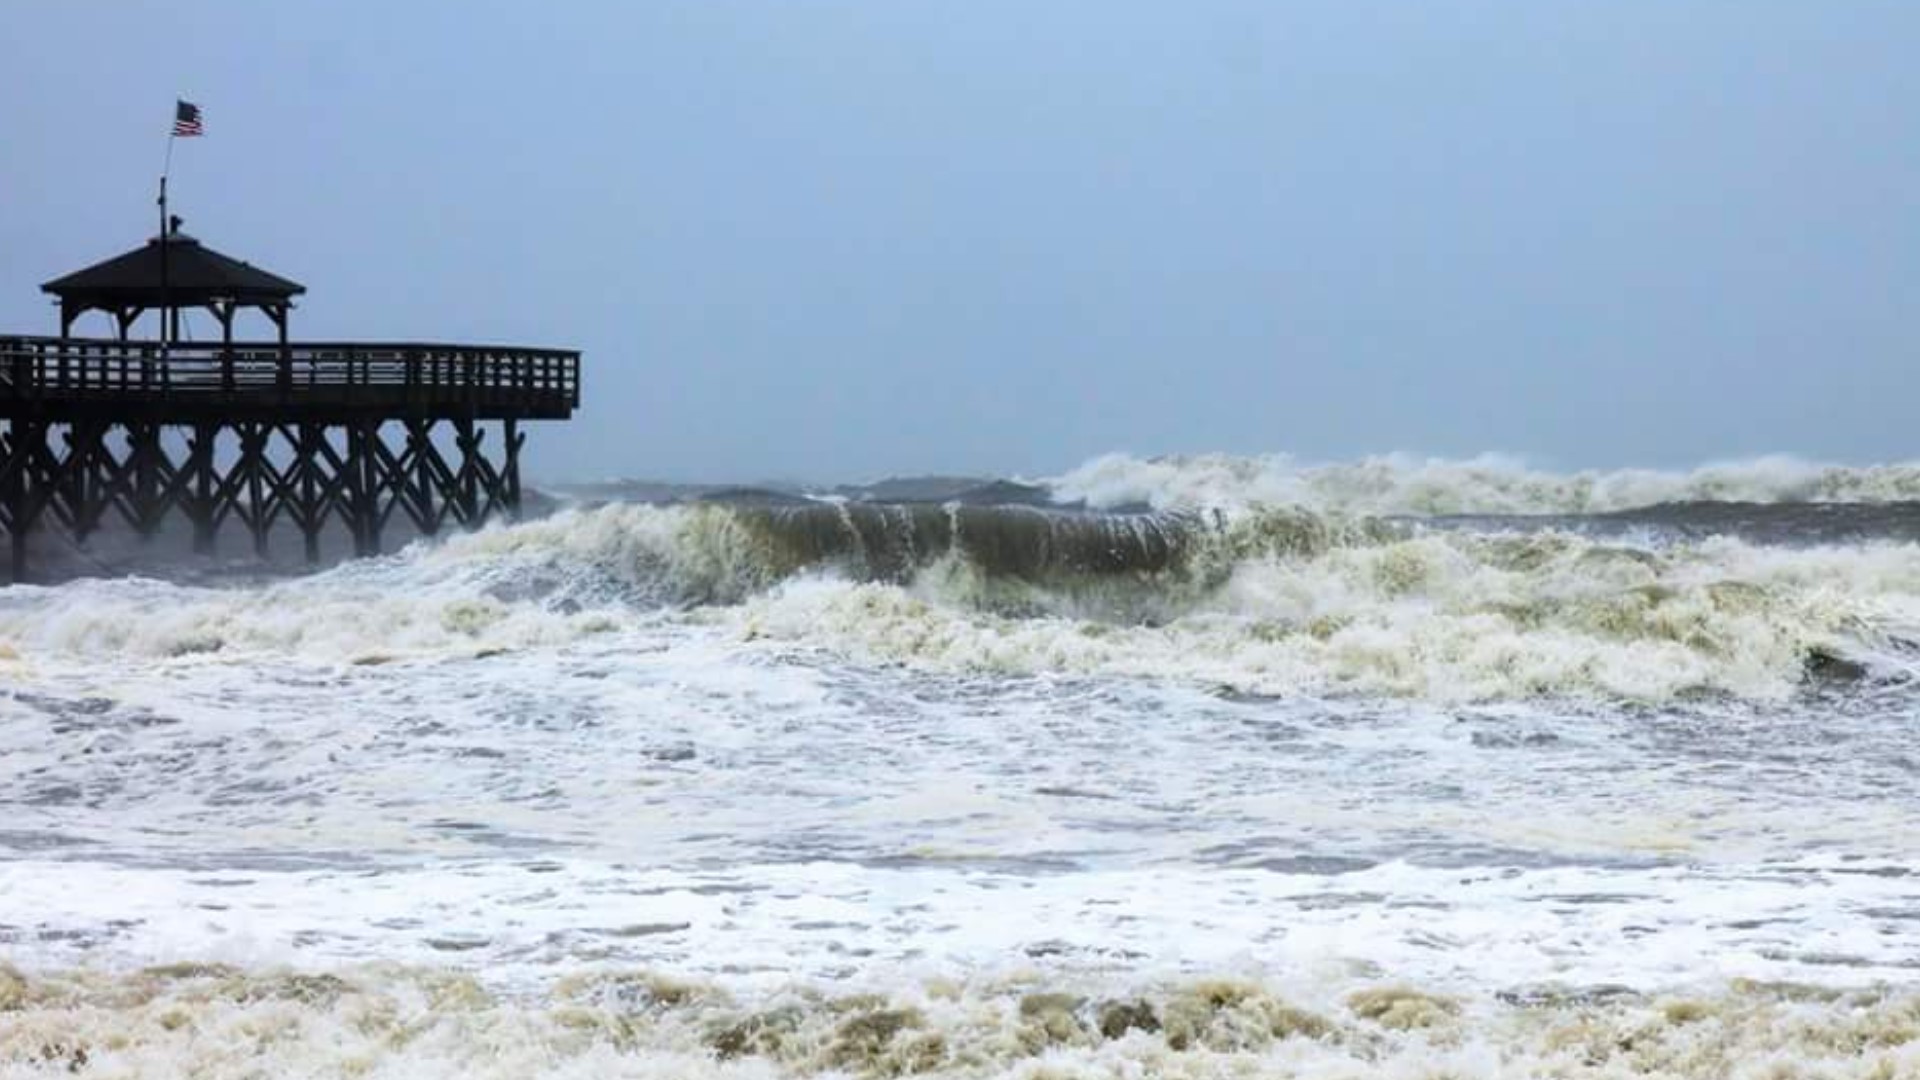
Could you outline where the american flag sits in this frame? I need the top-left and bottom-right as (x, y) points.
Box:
(172, 100), (203, 137)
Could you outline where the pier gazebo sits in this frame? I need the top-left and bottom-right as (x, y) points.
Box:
(42, 225), (304, 345)
(1, 224), (580, 581)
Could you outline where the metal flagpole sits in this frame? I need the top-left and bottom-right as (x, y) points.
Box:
(159, 114), (176, 355)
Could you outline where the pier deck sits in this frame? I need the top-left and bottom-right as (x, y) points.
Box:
(2, 337), (579, 421)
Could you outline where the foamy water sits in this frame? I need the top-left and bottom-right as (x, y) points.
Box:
(3, 455), (1919, 1076)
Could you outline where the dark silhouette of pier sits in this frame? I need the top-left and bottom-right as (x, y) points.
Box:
(1, 229), (579, 581)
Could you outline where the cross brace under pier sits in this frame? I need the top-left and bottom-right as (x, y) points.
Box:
(0, 417), (524, 582)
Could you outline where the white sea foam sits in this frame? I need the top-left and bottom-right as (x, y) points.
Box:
(5, 852), (1915, 993)
(1046, 451), (1920, 514)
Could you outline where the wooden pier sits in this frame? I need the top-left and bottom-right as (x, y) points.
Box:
(0, 231), (580, 581)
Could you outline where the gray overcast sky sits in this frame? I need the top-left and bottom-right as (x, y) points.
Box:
(4, 2), (1916, 483)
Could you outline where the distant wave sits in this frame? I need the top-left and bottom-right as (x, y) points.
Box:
(1044, 452), (1920, 515)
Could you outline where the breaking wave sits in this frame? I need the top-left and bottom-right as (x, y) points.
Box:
(727, 528), (1920, 702)
(1046, 452), (1920, 514)
(3, 499), (1919, 703)
(2, 963), (1917, 1078)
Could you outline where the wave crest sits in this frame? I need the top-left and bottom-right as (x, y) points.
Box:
(728, 527), (1920, 702)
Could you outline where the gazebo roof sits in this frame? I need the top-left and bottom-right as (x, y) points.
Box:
(42, 234), (305, 309)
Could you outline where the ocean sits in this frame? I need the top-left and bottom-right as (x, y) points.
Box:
(3, 451), (1919, 1077)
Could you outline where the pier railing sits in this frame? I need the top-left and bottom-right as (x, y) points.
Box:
(0, 336), (580, 419)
